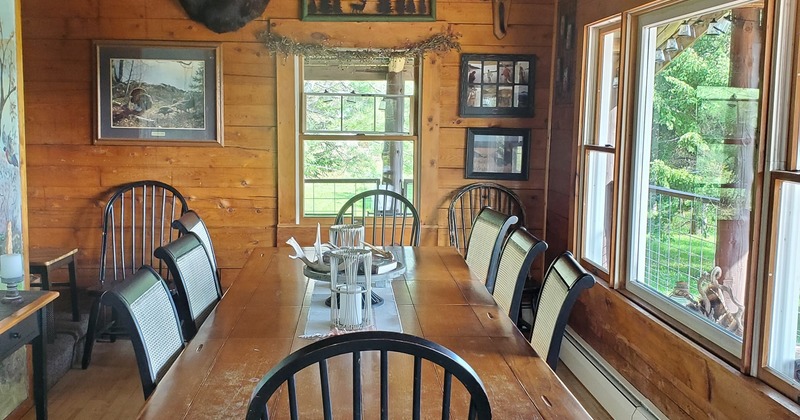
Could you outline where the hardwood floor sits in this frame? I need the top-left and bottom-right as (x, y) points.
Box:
(22, 340), (143, 420)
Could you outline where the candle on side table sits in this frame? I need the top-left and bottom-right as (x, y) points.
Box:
(1, 253), (24, 303)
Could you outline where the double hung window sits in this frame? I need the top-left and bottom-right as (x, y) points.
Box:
(300, 57), (418, 218)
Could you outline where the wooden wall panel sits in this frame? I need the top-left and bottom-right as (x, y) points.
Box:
(21, 0), (553, 289)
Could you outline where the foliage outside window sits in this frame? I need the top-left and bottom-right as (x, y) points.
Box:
(626, 0), (766, 357)
(301, 57), (417, 218)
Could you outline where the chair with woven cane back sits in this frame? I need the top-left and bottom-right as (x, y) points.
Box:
(82, 180), (188, 369)
(530, 251), (596, 369)
(464, 207), (518, 290)
(491, 227), (548, 327)
(100, 265), (185, 399)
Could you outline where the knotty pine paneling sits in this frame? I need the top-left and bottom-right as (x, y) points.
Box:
(22, 0), (553, 287)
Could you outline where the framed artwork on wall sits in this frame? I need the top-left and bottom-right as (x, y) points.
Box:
(459, 54), (536, 118)
(465, 128), (530, 180)
(94, 41), (223, 145)
(302, 0), (436, 21)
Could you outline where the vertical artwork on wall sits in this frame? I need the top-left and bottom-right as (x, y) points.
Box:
(0, 0), (29, 417)
(553, 0), (576, 105)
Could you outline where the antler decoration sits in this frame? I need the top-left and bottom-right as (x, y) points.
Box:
(492, 0), (512, 39)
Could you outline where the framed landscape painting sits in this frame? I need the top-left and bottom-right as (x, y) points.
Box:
(302, 0), (436, 21)
(94, 41), (223, 145)
(465, 128), (530, 180)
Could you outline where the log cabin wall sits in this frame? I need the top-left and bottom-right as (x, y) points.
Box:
(547, 0), (800, 417)
(20, 0), (553, 288)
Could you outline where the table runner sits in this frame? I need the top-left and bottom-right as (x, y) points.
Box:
(302, 280), (402, 338)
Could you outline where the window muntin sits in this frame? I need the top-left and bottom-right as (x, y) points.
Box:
(579, 21), (621, 275)
(301, 57), (418, 218)
(627, 0), (766, 356)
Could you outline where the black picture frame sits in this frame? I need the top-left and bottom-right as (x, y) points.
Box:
(459, 54), (535, 118)
(465, 128), (530, 180)
(94, 40), (223, 145)
(302, 0), (436, 21)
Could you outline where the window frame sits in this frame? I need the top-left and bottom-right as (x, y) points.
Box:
(755, 0), (800, 398)
(298, 57), (421, 220)
(277, 52), (439, 239)
(621, 0), (772, 361)
(576, 16), (623, 283)
(577, 0), (800, 402)
(759, 171), (800, 401)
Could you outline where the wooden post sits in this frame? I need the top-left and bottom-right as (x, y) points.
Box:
(717, 8), (762, 305)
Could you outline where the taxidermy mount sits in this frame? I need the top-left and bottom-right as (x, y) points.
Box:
(179, 0), (269, 33)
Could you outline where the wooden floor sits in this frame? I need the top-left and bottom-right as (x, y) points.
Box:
(23, 340), (611, 419)
(22, 340), (143, 420)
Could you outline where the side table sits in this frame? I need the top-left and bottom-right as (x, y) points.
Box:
(28, 248), (80, 321)
(0, 290), (59, 419)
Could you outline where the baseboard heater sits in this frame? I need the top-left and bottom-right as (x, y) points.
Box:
(560, 327), (665, 420)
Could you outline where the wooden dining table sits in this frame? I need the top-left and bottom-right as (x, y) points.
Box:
(138, 247), (590, 419)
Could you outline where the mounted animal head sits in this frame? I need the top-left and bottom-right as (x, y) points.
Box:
(179, 0), (270, 34)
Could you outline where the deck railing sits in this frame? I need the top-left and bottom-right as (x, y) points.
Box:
(304, 178), (413, 217)
(644, 185), (720, 295)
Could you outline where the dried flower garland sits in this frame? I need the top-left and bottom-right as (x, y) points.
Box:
(258, 30), (461, 60)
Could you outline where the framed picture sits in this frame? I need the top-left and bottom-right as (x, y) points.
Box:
(459, 54), (536, 118)
(94, 41), (223, 145)
(465, 128), (530, 180)
(302, 0), (436, 21)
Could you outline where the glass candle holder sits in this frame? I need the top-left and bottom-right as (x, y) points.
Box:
(329, 248), (372, 331)
(329, 223), (365, 249)
(1, 253), (24, 303)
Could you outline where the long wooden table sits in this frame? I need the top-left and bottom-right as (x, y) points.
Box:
(139, 247), (589, 419)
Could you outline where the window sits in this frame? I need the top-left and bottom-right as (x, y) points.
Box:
(300, 57), (418, 218)
(626, 0), (767, 357)
(578, 18), (621, 277)
(760, 3), (800, 397)
(579, 0), (800, 401)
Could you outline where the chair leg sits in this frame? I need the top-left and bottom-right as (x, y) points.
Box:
(82, 296), (102, 369)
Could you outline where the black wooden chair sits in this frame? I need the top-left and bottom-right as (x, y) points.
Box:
(154, 232), (221, 340)
(83, 180), (188, 369)
(335, 189), (420, 246)
(172, 210), (220, 284)
(100, 265), (185, 399)
(491, 228), (547, 326)
(530, 251), (595, 369)
(246, 331), (491, 420)
(464, 207), (518, 289)
(448, 183), (526, 257)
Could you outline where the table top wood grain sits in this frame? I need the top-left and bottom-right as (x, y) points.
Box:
(139, 247), (589, 419)
(0, 291), (59, 334)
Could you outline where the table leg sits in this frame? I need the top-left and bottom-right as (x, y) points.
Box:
(33, 308), (49, 419)
(38, 271), (55, 344)
(68, 260), (80, 321)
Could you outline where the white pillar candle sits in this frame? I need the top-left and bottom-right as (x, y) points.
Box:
(0, 253), (23, 279)
(338, 284), (363, 327)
